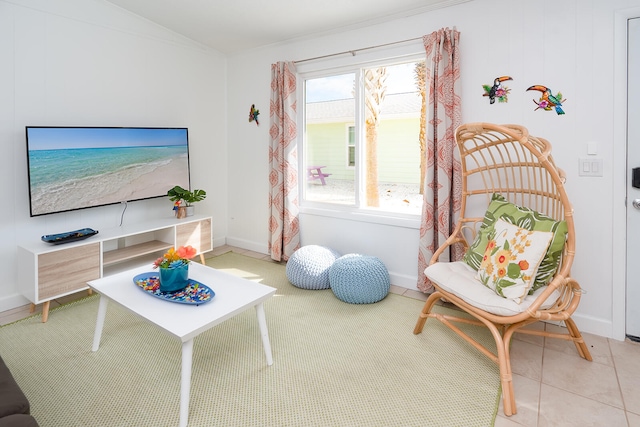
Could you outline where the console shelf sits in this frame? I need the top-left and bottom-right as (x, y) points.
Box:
(17, 215), (212, 322)
(103, 240), (173, 266)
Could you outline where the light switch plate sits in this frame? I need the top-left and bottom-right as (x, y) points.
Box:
(578, 158), (603, 177)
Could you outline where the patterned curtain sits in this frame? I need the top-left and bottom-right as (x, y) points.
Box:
(417, 28), (463, 293)
(268, 61), (300, 261)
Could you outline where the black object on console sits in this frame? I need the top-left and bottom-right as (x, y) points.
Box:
(41, 228), (98, 245)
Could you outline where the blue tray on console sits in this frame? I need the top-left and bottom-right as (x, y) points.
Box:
(41, 228), (99, 245)
(133, 272), (214, 305)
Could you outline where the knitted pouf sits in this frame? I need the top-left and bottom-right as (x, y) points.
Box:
(286, 245), (341, 290)
(329, 254), (390, 304)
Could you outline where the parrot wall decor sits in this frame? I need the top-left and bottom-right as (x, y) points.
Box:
(527, 85), (566, 115)
(249, 104), (260, 125)
(482, 76), (513, 104)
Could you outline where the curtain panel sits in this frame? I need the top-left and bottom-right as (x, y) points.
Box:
(417, 28), (463, 293)
(268, 61), (300, 261)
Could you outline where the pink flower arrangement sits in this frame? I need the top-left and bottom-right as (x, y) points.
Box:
(153, 245), (197, 269)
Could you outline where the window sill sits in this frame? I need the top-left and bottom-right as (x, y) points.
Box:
(299, 204), (421, 229)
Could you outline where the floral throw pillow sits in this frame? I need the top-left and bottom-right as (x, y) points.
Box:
(462, 193), (568, 294)
(476, 219), (554, 303)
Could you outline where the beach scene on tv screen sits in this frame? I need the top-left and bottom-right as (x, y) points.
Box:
(27, 127), (190, 216)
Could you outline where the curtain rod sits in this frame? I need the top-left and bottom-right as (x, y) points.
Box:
(293, 36), (423, 64)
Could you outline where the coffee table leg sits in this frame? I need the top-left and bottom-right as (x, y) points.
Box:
(179, 339), (194, 427)
(255, 303), (273, 366)
(91, 296), (109, 352)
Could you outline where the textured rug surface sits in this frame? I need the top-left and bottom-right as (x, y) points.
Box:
(0, 252), (500, 426)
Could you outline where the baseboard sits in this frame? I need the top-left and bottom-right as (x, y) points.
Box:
(212, 236), (227, 249)
(218, 239), (619, 339)
(572, 313), (620, 341)
(388, 272), (419, 290)
(386, 278), (616, 340)
(225, 238), (418, 287)
(225, 237), (269, 255)
(0, 293), (31, 313)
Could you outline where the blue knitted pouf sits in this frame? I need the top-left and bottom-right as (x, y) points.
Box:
(329, 254), (390, 304)
(286, 245), (341, 290)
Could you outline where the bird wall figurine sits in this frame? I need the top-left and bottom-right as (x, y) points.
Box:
(527, 85), (566, 115)
(249, 104), (260, 125)
(483, 76), (513, 104)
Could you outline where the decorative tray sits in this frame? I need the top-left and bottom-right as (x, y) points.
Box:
(41, 228), (99, 245)
(133, 272), (214, 305)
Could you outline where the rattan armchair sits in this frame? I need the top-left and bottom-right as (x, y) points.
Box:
(413, 122), (592, 416)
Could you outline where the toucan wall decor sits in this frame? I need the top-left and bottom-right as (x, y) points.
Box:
(483, 76), (512, 104)
(249, 104), (260, 125)
(527, 85), (566, 115)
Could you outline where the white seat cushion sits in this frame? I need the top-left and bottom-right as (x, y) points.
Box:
(425, 261), (561, 316)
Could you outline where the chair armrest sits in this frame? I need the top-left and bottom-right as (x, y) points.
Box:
(526, 275), (585, 321)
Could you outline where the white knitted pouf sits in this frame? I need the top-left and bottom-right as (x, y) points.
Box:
(329, 254), (390, 304)
(286, 245), (341, 290)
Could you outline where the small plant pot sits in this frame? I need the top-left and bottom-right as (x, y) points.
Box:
(159, 264), (189, 292)
(186, 206), (195, 216)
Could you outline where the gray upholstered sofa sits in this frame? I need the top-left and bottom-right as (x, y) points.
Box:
(0, 355), (39, 427)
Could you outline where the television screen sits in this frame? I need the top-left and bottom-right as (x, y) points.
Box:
(25, 126), (190, 217)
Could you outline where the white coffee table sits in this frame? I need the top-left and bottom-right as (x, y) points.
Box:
(88, 262), (276, 427)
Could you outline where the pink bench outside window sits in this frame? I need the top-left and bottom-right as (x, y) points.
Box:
(307, 166), (331, 185)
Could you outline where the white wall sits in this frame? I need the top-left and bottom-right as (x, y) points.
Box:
(2, 0), (637, 340)
(226, 0), (640, 339)
(0, 0), (228, 311)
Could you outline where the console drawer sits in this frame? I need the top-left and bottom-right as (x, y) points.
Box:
(37, 243), (100, 300)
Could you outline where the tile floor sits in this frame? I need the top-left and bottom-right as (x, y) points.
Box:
(2, 245), (640, 427)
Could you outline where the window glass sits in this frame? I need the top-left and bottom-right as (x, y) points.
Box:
(305, 73), (356, 206)
(303, 60), (424, 215)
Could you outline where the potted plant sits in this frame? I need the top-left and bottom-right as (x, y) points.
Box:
(153, 245), (197, 292)
(167, 185), (206, 217)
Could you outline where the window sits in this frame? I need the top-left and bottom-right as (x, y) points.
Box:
(347, 125), (355, 167)
(302, 60), (424, 216)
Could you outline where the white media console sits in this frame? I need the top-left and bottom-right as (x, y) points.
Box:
(17, 215), (212, 322)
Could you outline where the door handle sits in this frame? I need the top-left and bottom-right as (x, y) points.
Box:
(633, 199), (640, 210)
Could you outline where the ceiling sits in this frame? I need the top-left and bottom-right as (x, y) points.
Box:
(104, 0), (470, 54)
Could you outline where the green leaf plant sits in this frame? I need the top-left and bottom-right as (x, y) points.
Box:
(167, 185), (207, 206)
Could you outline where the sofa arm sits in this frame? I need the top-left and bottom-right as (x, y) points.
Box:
(0, 355), (30, 418)
(0, 414), (40, 427)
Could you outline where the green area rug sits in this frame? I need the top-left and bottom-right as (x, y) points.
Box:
(0, 252), (500, 426)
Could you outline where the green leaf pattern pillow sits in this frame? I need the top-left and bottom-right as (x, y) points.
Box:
(462, 193), (568, 294)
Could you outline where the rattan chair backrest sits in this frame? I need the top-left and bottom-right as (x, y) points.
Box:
(455, 122), (575, 279)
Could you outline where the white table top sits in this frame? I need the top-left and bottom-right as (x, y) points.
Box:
(87, 262), (276, 342)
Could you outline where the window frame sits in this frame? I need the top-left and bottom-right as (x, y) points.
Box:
(297, 51), (424, 228)
(346, 124), (356, 168)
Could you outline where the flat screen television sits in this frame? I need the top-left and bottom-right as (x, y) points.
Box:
(25, 126), (191, 217)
